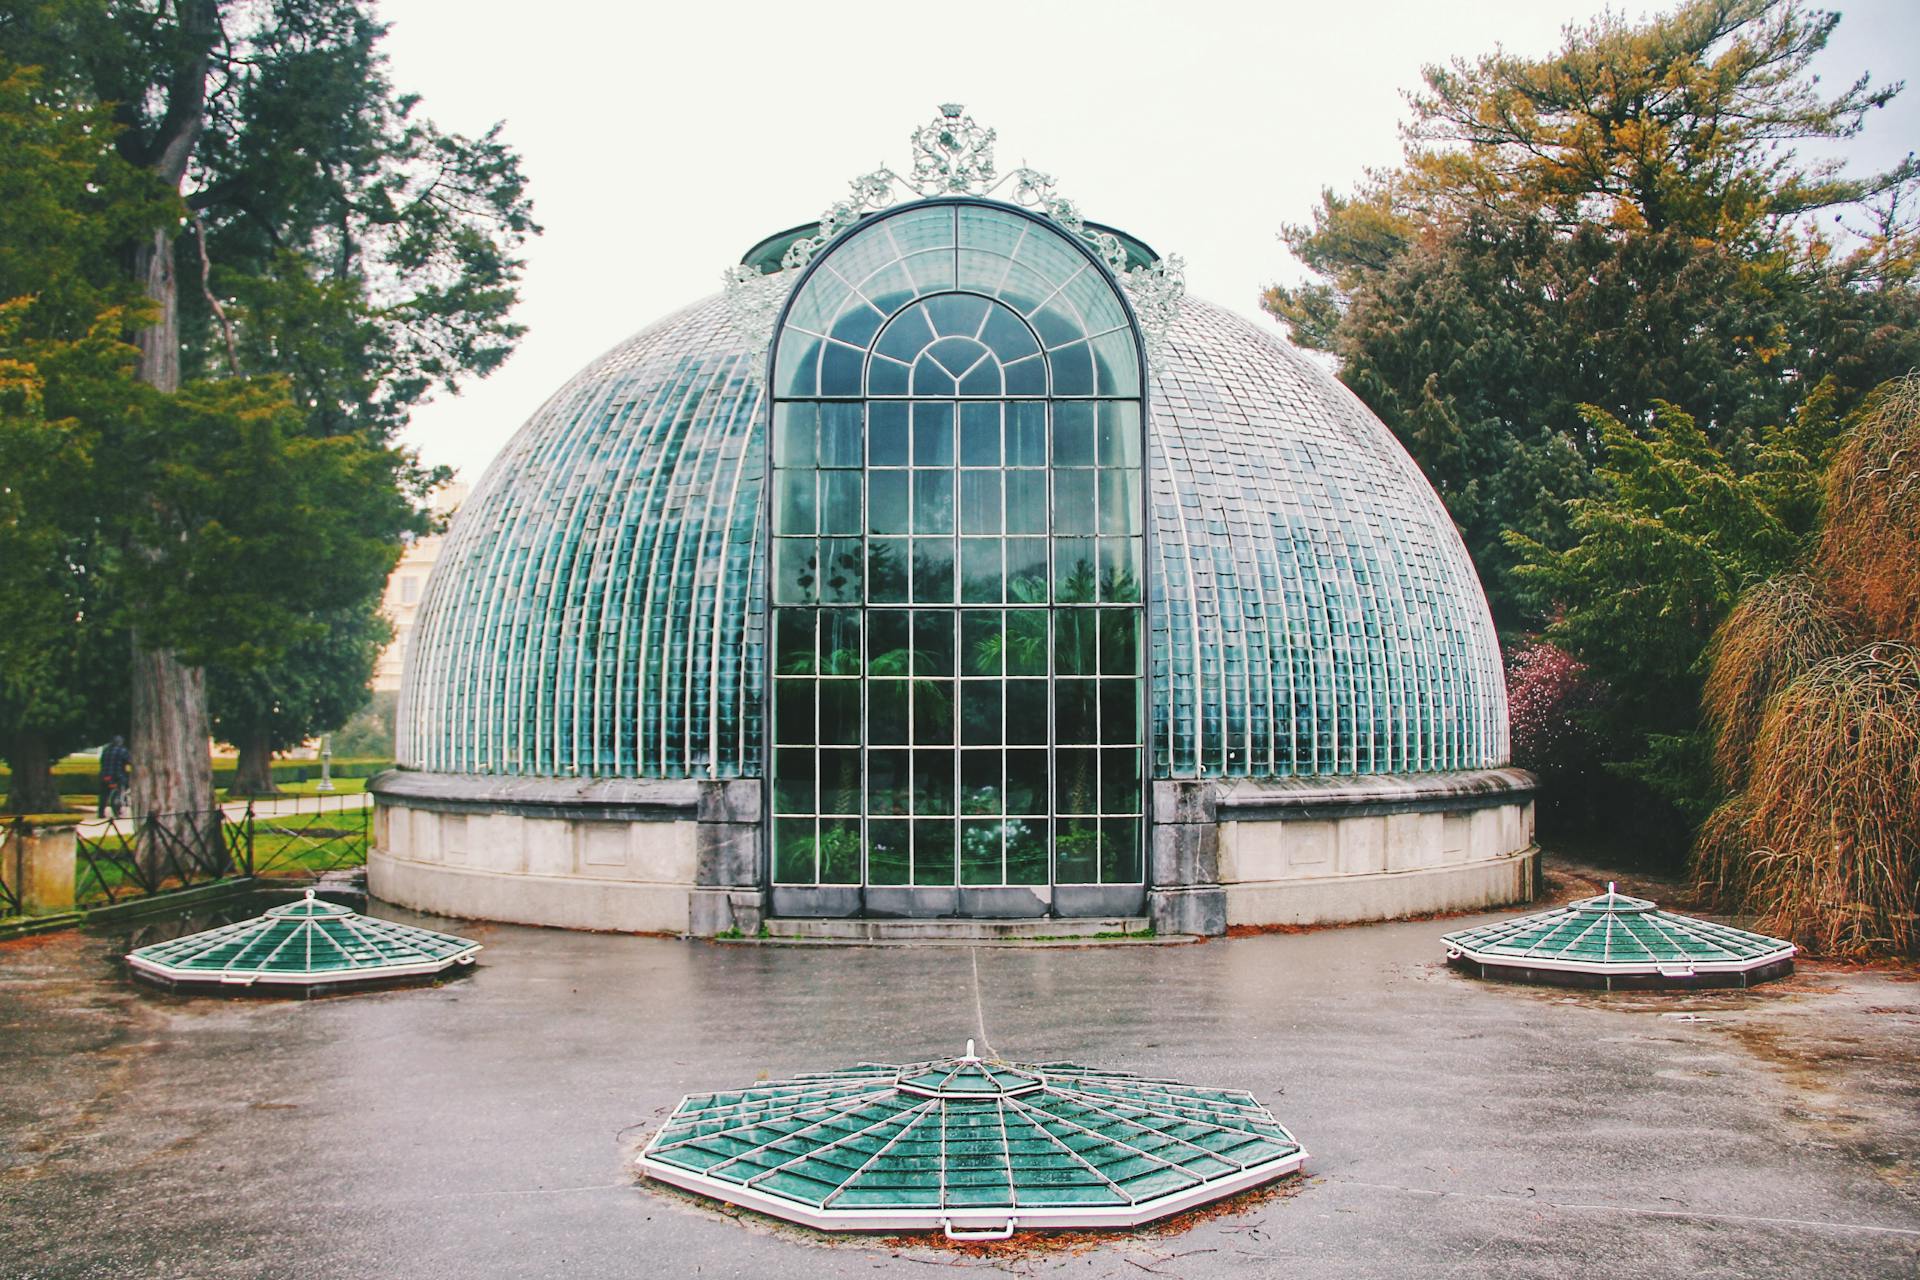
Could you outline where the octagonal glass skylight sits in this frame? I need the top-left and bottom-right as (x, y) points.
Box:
(638, 1042), (1305, 1237)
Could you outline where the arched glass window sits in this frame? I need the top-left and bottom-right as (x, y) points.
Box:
(768, 200), (1146, 919)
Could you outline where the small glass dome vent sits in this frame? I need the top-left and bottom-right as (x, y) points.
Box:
(125, 889), (482, 992)
(1442, 885), (1796, 989)
(637, 1042), (1305, 1237)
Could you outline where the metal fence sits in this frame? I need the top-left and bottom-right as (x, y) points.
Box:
(67, 792), (371, 908)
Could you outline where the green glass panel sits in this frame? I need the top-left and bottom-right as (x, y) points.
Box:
(818, 682), (860, 744)
(774, 679), (813, 744)
(912, 609), (955, 675)
(868, 819), (911, 884)
(1054, 539), (1096, 602)
(1005, 818), (1047, 884)
(868, 538), (909, 603)
(775, 538), (819, 605)
(914, 819), (955, 885)
(1004, 472), (1046, 536)
(960, 471), (1001, 534)
(1101, 819), (1141, 883)
(1099, 537), (1143, 602)
(1005, 610), (1047, 675)
(819, 750), (861, 814)
(1053, 469), (1094, 535)
(913, 403), (954, 465)
(913, 681), (953, 745)
(869, 611), (910, 671)
(1056, 748), (1098, 814)
(1056, 817), (1099, 882)
(775, 610), (815, 675)
(773, 748), (814, 812)
(961, 538), (1002, 603)
(774, 403), (818, 467)
(912, 538), (954, 602)
(1056, 609), (1097, 676)
(1007, 402), (1047, 465)
(1053, 402), (1095, 465)
(961, 681), (1002, 745)
(1097, 469), (1138, 536)
(1096, 402), (1141, 466)
(1005, 538), (1048, 600)
(1101, 678), (1140, 744)
(775, 469), (816, 534)
(961, 751), (1003, 814)
(962, 612), (1001, 675)
(960, 403), (1000, 465)
(913, 750), (954, 815)
(820, 403), (863, 467)
(868, 748), (910, 815)
(820, 537), (862, 603)
(820, 609), (861, 675)
(819, 818), (861, 883)
(1101, 748), (1141, 813)
(1099, 610), (1139, 676)
(1006, 679), (1047, 745)
(821, 470), (863, 535)
(869, 470), (910, 534)
(868, 680), (909, 744)
(774, 818), (817, 883)
(869, 403), (910, 465)
(913, 471), (953, 534)
(1056, 679), (1097, 744)
(960, 820), (1004, 885)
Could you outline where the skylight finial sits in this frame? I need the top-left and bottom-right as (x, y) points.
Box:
(963, 1039), (978, 1061)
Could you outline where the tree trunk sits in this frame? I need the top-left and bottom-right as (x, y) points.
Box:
(231, 732), (279, 796)
(5, 732), (63, 816)
(131, 638), (218, 876)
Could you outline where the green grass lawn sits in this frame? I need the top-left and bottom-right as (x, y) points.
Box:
(73, 807), (368, 904)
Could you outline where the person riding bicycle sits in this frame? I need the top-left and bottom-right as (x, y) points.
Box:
(98, 736), (131, 819)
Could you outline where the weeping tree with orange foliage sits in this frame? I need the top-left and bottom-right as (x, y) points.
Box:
(1698, 376), (1920, 956)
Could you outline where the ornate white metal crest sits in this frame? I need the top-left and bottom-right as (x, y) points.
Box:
(725, 105), (1186, 375)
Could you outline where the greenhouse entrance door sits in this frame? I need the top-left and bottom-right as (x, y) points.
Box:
(763, 201), (1150, 921)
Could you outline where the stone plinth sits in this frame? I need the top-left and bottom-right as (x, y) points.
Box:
(2, 820), (78, 914)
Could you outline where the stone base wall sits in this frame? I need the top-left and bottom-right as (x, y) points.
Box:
(1216, 769), (1537, 928)
(370, 768), (1536, 938)
(370, 773), (709, 934)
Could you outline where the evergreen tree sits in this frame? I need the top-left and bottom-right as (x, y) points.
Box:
(0, 1), (536, 830)
(209, 602), (389, 795)
(1268, 0), (1920, 625)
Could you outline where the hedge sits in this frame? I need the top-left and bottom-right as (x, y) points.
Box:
(1, 756), (394, 797)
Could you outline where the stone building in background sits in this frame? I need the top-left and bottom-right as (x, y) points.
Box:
(373, 483), (468, 695)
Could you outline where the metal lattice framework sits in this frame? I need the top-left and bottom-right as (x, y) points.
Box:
(638, 1043), (1305, 1236)
(125, 890), (481, 989)
(1442, 886), (1795, 980)
(397, 157), (1509, 783)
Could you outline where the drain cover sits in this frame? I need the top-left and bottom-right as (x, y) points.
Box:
(638, 1041), (1305, 1236)
(126, 889), (481, 991)
(1442, 884), (1796, 988)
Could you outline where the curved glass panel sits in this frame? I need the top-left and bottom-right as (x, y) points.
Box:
(771, 201), (1147, 901)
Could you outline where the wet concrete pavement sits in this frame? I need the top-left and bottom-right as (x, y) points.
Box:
(2, 901), (1918, 1279)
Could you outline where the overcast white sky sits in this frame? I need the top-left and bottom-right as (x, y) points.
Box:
(373, 0), (1920, 483)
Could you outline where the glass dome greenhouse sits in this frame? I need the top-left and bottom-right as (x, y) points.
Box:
(372, 108), (1535, 938)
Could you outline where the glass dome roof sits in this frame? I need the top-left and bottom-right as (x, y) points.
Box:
(396, 230), (1507, 783)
